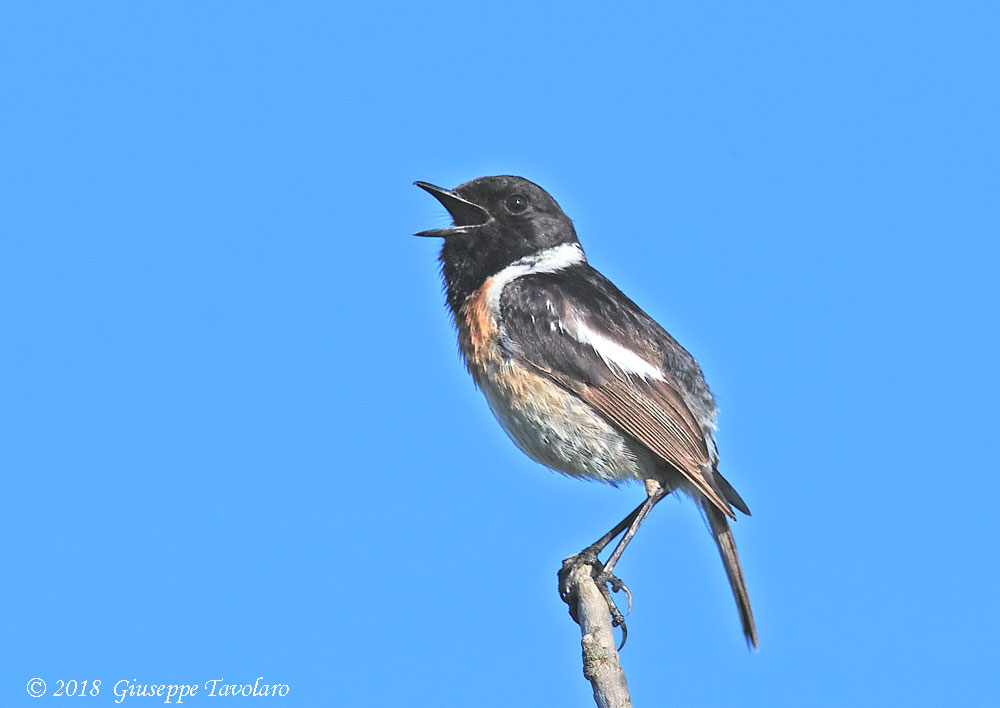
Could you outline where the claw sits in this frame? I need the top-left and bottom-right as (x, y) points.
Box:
(559, 552), (635, 650)
(595, 573), (632, 615)
(596, 580), (630, 649)
(595, 570), (633, 647)
(619, 581), (634, 616)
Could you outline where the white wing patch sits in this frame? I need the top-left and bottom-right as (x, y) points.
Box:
(573, 319), (665, 381)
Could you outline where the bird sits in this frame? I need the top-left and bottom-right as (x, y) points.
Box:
(414, 175), (757, 649)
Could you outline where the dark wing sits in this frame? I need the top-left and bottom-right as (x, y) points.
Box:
(499, 265), (736, 519)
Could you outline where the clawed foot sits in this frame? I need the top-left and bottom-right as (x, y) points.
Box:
(558, 551), (633, 649)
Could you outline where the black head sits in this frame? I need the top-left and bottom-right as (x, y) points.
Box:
(414, 175), (580, 311)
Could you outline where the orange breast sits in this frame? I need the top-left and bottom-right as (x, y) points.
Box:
(458, 277), (501, 378)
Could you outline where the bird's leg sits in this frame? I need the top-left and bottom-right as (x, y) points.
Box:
(599, 479), (668, 580)
(559, 480), (669, 648)
(578, 501), (647, 561)
(559, 503), (643, 623)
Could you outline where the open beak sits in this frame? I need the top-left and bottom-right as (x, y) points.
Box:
(414, 181), (490, 237)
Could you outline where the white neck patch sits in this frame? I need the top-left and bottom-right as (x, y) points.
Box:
(485, 242), (586, 310)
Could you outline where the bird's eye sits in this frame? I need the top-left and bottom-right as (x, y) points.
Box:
(504, 193), (529, 214)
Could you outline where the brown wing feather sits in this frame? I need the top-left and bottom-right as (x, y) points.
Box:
(496, 269), (735, 518)
(552, 373), (735, 519)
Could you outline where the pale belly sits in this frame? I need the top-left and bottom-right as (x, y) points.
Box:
(475, 361), (654, 485)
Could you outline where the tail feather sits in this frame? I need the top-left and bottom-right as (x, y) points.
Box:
(705, 504), (758, 649)
(714, 469), (751, 516)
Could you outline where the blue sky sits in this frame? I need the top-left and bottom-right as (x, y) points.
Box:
(3, 2), (998, 706)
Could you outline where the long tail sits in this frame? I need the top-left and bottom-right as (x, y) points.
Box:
(705, 504), (758, 648)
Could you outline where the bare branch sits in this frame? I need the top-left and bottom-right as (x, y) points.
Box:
(559, 559), (634, 708)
